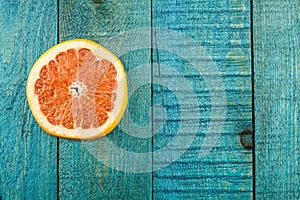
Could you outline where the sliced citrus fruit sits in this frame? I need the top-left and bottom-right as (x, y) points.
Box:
(26, 39), (127, 140)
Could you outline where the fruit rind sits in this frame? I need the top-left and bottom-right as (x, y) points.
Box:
(26, 39), (127, 140)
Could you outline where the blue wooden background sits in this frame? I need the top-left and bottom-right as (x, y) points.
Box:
(0, 0), (298, 199)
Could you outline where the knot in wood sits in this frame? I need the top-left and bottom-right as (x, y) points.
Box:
(92, 0), (105, 3)
(240, 129), (253, 149)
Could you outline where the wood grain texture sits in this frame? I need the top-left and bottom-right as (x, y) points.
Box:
(253, 0), (300, 199)
(152, 0), (253, 199)
(0, 1), (58, 199)
(0, 0), (257, 199)
(58, 0), (152, 199)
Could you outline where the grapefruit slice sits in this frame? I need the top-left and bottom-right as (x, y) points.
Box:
(26, 39), (127, 140)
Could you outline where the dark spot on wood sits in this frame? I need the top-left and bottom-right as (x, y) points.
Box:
(92, 0), (105, 3)
(240, 129), (253, 149)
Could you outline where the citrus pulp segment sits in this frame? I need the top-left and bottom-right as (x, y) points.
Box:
(26, 39), (127, 139)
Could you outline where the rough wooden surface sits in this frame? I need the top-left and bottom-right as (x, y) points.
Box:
(152, 0), (253, 199)
(0, 0), (256, 199)
(0, 1), (58, 199)
(58, 0), (152, 199)
(253, 0), (300, 199)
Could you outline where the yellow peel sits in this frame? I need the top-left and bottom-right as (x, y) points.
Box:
(26, 39), (127, 140)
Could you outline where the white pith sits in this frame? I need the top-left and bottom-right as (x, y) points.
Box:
(68, 81), (87, 97)
(26, 39), (127, 139)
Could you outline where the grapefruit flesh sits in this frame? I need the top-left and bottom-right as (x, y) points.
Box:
(27, 39), (127, 139)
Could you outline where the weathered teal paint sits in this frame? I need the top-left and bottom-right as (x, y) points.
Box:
(58, 0), (152, 199)
(152, 0), (252, 199)
(0, 0), (58, 199)
(3, 0), (293, 199)
(254, 0), (300, 199)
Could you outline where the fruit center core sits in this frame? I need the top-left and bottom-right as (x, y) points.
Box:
(68, 81), (87, 97)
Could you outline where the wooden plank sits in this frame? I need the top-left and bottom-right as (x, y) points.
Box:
(253, 0), (300, 199)
(58, 0), (152, 199)
(0, 1), (58, 199)
(152, 0), (253, 199)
